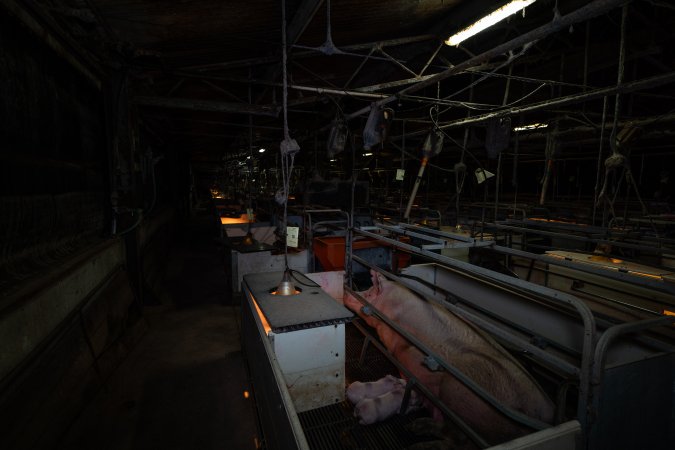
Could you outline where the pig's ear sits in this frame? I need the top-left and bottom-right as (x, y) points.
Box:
(371, 270), (382, 295)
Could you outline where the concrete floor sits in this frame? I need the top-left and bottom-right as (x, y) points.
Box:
(59, 215), (258, 450)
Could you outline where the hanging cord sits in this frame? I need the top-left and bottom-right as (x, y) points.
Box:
(596, 5), (627, 224)
(428, 110), (482, 169)
(595, 5), (656, 234)
(282, 0), (290, 143)
(281, 0), (292, 270)
(433, 42), (536, 117)
(512, 125), (520, 218)
(539, 125), (557, 206)
(592, 97), (608, 225)
(281, 152), (295, 269)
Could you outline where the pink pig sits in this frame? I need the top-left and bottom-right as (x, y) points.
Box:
(314, 270), (555, 445)
(346, 374), (404, 405)
(353, 383), (421, 425)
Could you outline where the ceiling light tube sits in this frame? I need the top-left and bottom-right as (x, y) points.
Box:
(513, 122), (548, 131)
(445, 0), (537, 47)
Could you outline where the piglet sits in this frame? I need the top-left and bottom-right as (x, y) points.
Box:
(346, 374), (404, 405)
(354, 384), (421, 425)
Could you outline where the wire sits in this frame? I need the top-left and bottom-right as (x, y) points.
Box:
(428, 108), (484, 169)
(290, 269), (320, 287)
(281, 0), (293, 270)
(282, 0), (290, 141)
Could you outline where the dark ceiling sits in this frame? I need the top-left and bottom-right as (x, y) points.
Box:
(32, 0), (675, 181)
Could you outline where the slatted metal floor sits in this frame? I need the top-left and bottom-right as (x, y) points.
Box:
(297, 323), (434, 450)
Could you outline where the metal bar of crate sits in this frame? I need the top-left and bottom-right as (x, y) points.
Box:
(352, 254), (581, 377)
(350, 319), (490, 449)
(344, 285), (551, 431)
(350, 225), (597, 430)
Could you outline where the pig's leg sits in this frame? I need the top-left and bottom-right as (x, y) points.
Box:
(346, 374), (404, 404)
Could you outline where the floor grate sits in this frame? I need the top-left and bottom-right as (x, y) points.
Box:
(345, 320), (399, 384)
(297, 322), (435, 449)
(298, 401), (429, 450)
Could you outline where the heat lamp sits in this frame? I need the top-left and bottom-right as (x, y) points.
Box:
(273, 268), (300, 296)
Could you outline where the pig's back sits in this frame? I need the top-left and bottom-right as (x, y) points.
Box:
(388, 284), (555, 424)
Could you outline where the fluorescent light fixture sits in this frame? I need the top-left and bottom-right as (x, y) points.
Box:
(329, 159), (337, 162)
(445, 0), (537, 47)
(259, 148), (266, 153)
(363, 152), (373, 157)
(513, 122), (548, 132)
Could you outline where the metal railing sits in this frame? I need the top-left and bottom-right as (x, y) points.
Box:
(343, 222), (601, 447)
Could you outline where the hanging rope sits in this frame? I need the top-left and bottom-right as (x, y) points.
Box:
(282, 0), (290, 142)
(280, 0), (299, 270)
(595, 5), (655, 234)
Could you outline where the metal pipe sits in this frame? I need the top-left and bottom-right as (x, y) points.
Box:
(285, 0), (325, 47)
(403, 156), (428, 220)
(593, 96), (609, 225)
(378, 46), (418, 78)
(133, 96), (280, 117)
(353, 255), (581, 377)
(291, 85), (387, 99)
(143, 116), (283, 131)
(343, 46), (376, 89)
(491, 244), (675, 295)
(473, 70), (588, 90)
(344, 0), (630, 121)
(185, 33), (436, 71)
(351, 320), (490, 449)
(610, 5), (629, 149)
(376, 222), (477, 244)
(588, 315), (675, 433)
(439, 71), (675, 130)
(353, 225), (597, 428)
(591, 315), (675, 385)
(353, 73), (440, 93)
(491, 222), (672, 256)
(419, 41), (444, 77)
(344, 285), (551, 431)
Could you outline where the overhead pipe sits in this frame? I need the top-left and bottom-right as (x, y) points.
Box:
(2, 0), (102, 88)
(344, 0), (631, 122)
(403, 70), (675, 137)
(184, 34), (436, 71)
(133, 96), (280, 117)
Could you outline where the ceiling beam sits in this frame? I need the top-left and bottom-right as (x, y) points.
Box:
(344, 0), (632, 121)
(287, 0), (325, 46)
(133, 96), (280, 117)
(433, 71), (675, 134)
(181, 34), (436, 71)
(2, 0), (102, 88)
